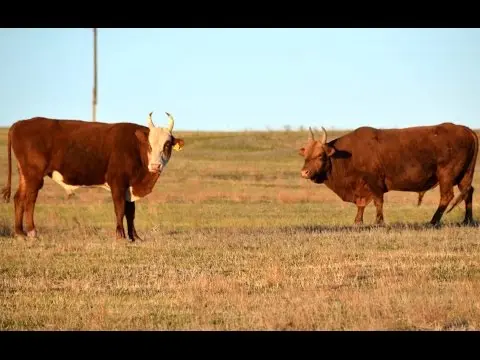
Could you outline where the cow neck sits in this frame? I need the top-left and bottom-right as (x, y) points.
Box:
(131, 169), (161, 198)
(323, 157), (351, 201)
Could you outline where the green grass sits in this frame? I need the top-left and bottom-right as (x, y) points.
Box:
(1, 126), (480, 330)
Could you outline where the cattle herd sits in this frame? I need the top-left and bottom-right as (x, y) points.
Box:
(1, 113), (478, 241)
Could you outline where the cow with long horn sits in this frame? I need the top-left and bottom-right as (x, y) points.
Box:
(299, 123), (478, 226)
(144, 111), (183, 174)
(1, 111), (185, 241)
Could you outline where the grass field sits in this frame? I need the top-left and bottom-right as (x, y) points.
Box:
(1, 125), (480, 330)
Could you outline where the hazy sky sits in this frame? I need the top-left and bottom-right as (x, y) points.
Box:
(1, 28), (479, 131)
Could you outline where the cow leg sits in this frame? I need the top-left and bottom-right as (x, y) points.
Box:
(354, 206), (365, 225)
(13, 163), (28, 237)
(13, 183), (26, 237)
(354, 198), (368, 225)
(373, 195), (385, 225)
(110, 185), (127, 240)
(353, 197), (371, 225)
(23, 177), (44, 238)
(430, 179), (454, 226)
(125, 201), (142, 241)
(458, 183), (474, 225)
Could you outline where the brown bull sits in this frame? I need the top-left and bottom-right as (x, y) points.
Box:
(1, 112), (185, 241)
(299, 123), (478, 225)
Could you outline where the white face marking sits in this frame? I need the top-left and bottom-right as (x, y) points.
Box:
(147, 127), (173, 173)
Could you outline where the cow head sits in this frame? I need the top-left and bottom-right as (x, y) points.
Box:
(137, 111), (185, 174)
(298, 126), (335, 183)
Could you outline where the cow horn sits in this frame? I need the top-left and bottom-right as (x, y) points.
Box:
(308, 127), (315, 141)
(320, 126), (327, 144)
(147, 111), (155, 128)
(166, 112), (174, 132)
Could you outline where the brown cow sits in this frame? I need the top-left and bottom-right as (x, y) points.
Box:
(298, 123), (478, 226)
(1, 112), (185, 241)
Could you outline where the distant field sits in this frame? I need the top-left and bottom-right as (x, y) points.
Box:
(1, 125), (480, 330)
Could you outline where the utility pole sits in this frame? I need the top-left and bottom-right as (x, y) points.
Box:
(92, 28), (97, 122)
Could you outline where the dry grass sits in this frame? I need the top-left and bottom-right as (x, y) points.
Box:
(1, 126), (480, 330)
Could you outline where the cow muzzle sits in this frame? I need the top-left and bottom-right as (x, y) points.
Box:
(301, 169), (312, 179)
(148, 163), (163, 173)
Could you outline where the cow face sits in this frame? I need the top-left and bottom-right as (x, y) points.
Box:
(143, 112), (185, 174)
(299, 127), (335, 183)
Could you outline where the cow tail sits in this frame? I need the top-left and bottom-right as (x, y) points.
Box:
(446, 128), (479, 214)
(1, 127), (12, 203)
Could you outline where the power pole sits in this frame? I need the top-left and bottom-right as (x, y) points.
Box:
(92, 28), (98, 122)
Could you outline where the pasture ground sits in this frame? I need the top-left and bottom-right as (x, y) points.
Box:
(1, 126), (480, 330)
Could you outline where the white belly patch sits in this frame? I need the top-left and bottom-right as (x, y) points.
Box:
(51, 171), (142, 202)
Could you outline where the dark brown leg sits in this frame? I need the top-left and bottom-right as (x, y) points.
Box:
(374, 195), (385, 225)
(354, 196), (372, 225)
(111, 185), (127, 240)
(23, 177), (44, 238)
(458, 183), (474, 225)
(13, 184), (26, 237)
(430, 179), (454, 226)
(354, 206), (365, 225)
(125, 201), (141, 241)
(13, 163), (27, 237)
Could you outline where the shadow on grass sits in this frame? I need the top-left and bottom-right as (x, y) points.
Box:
(282, 220), (480, 234)
(0, 222), (108, 239)
(1, 219), (478, 240)
(0, 221), (13, 238)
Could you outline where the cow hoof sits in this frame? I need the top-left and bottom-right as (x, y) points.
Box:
(131, 234), (143, 242)
(128, 236), (143, 242)
(115, 228), (126, 240)
(27, 229), (37, 238)
(462, 219), (476, 227)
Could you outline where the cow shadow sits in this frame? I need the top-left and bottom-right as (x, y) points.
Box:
(0, 222), (14, 238)
(282, 220), (479, 234)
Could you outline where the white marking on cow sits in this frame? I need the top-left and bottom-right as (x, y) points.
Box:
(52, 171), (111, 195)
(146, 112), (176, 173)
(52, 171), (83, 195)
(147, 130), (172, 172)
(125, 187), (141, 202)
(51, 171), (143, 202)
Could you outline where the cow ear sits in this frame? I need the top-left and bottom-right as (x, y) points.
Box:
(135, 129), (149, 144)
(298, 147), (305, 156)
(173, 138), (185, 152)
(323, 144), (336, 157)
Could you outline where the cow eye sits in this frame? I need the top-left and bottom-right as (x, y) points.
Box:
(164, 141), (172, 151)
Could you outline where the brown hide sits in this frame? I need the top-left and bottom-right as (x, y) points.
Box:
(1, 116), (185, 240)
(299, 123), (478, 225)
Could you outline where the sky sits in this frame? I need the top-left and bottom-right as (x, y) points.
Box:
(0, 28), (479, 131)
